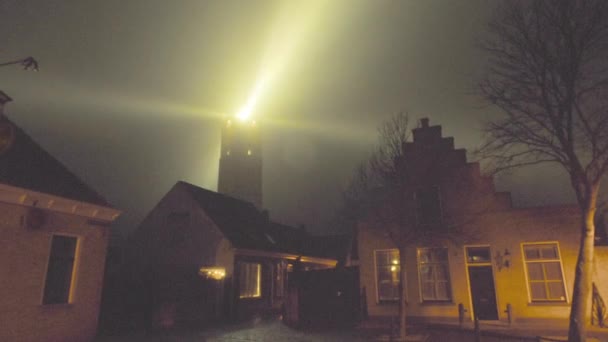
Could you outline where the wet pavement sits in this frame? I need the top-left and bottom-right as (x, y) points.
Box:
(96, 316), (376, 342)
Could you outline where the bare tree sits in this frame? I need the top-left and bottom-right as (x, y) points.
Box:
(477, 1), (608, 340)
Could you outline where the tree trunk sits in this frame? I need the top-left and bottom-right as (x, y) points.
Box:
(568, 185), (599, 342)
(398, 246), (407, 340)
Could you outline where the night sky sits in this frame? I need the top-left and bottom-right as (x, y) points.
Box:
(1, 0), (578, 237)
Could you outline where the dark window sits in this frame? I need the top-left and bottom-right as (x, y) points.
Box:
(43, 235), (77, 304)
(415, 186), (442, 226)
(275, 261), (287, 298)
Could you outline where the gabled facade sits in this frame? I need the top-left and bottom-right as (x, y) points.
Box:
(126, 181), (337, 328)
(0, 93), (120, 342)
(358, 118), (608, 326)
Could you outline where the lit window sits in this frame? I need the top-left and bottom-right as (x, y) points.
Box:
(466, 246), (492, 264)
(417, 247), (451, 301)
(375, 249), (400, 302)
(415, 186), (442, 226)
(523, 243), (567, 302)
(247, 149), (252, 156)
(239, 262), (261, 298)
(43, 235), (78, 304)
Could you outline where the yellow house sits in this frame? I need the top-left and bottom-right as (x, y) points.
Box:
(358, 118), (608, 326)
(0, 92), (120, 342)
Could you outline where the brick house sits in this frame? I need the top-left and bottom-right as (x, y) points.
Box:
(125, 181), (339, 328)
(358, 118), (608, 326)
(0, 92), (120, 341)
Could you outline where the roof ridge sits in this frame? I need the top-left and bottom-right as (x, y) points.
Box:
(0, 117), (112, 207)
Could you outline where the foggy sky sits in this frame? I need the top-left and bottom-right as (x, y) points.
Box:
(0, 0), (577, 237)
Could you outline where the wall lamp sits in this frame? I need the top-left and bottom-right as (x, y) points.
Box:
(494, 248), (511, 271)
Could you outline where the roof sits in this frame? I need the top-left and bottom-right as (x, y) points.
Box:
(300, 234), (352, 263)
(0, 117), (111, 207)
(178, 181), (349, 260)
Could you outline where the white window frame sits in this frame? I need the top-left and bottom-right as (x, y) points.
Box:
(521, 241), (568, 303)
(373, 249), (401, 303)
(417, 247), (452, 302)
(41, 234), (80, 305)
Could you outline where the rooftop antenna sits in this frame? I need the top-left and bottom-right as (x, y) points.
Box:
(0, 56), (39, 71)
(0, 56), (38, 154)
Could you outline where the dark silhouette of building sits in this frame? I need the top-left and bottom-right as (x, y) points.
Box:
(217, 118), (262, 208)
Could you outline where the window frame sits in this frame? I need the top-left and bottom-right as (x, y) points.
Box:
(417, 247), (452, 303)
(41, 234), (79, 305)
(521, 241), (568, 303)
(238, 262), (262, 299)
(373, 249), (401, 303)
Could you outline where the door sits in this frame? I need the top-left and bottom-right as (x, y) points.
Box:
(468, 266), (498, 320)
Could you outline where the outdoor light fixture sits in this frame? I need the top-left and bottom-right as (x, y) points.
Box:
(198, 267), (226, 280)
(494, 249), (511, 271)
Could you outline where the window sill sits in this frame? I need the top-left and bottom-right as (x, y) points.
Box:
(419, 301), (455, 306)
(377, 300), (399, 305)
(527, 301), (569, 307)
(40, 303), (73, 309)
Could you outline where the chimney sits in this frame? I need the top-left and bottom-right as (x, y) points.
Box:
(420, 117), (429, 128)
(0, 91), (13, 118)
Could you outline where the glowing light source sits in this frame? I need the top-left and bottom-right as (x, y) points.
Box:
(234, 2), (329, 122)
(198, 267), (226, 280)
(390, 265), (397, 272)
(237, 76), (268, 121)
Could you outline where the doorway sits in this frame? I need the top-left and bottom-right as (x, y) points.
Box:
(466, 246), (499, 321)
(468, 266), (498, 320)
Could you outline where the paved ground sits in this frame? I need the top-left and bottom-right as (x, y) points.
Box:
(96, 316), (376, 342)
(96, 317), (608, 342)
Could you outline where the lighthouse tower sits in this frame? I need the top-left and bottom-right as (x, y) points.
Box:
(217, 118), (262, 208)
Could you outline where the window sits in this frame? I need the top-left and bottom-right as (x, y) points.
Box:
(375, 249), (400, 302)
(417, 248), (451, 301)
(239, 262), (261, 298)
(466, 246), (492, 264)
(274, 261), (287, 298)
(415, 186), (442, 226)
(43, 235), (77, 304)
(523, 243), (567, 302)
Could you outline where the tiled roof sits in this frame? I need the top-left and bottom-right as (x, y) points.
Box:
(0, 118), (111, 207)
(178, 181), (349, 260)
